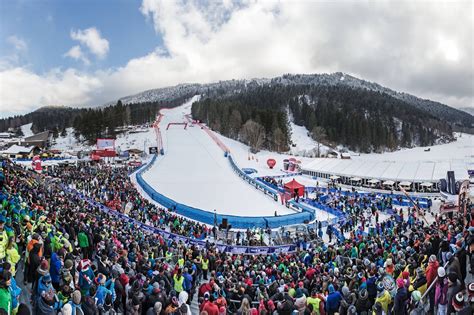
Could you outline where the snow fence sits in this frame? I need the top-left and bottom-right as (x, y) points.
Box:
(136, 154), (314, 229)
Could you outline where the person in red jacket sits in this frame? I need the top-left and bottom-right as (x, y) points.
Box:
(426, 255), (439, 286)
(425, 255), (439, 314)
(201, 294), (219, 315)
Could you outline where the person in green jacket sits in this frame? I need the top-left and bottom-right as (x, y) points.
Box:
(0, 270), (12, 314)
(77, 230), (89, 259)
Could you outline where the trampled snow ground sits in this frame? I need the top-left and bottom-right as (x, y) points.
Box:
(141, 97), (295, 217)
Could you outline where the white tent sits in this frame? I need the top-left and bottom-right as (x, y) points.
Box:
(383, 180), (395, 186)
(330, 175), (340, 180)
(421, 182), (433, 187)
(399, 181), (412, 187)
(368, 179), (380, 184)
(350, 177), (362, 182)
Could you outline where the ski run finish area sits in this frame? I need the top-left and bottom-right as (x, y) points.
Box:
(141, 97), (297, 217)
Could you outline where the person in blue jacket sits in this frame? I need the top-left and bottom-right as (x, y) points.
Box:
(50, 250), (65, 290)
(326, 284), (342, 315)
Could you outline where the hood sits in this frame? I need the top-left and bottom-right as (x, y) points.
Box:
(178, 291), (188, 306)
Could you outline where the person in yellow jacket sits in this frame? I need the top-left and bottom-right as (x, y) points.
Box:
(374, 285), (392, 315)
(173, 269), (184, 293)
(201, 256), (209, 280)
(0, 217), (8, 260)
(5, 237), (20, 275)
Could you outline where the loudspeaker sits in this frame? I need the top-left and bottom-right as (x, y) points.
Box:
(455, 181), (461, 194)
(439, 179), (447, 192)
(447, 171), (456, 194)
(221, 218), (228, 229)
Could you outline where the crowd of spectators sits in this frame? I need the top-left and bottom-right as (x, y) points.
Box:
(0, 159), (472, 315)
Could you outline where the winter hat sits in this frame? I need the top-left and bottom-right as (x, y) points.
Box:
(80, 259), (90, 271)
(384, 258), (393, 267)
(437, 267), (446, 278)
(152, 282), (160, 293)
(452, 292), (465, 311)
(402, 271), (410, 279)
(43, 273), (52, 283)
(396, 278), (405, 288)
(429, 255), (437, 262)
(153, 302), (162, 314)
(72, 290), (82, 305)
(64, 260), (73, 270)
(411, 290), (421, 302)
(38, 260), (49, 276)
(468, 282), (474, 298)
(171, 296), (179, 306)
(328, 284), (335, 294)
(95, 273), (106, 285)
(342, 286), (350, 297)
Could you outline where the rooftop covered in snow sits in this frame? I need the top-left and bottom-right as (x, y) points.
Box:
(301, 158), (473, 183)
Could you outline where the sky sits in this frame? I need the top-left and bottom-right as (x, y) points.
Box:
(0, 0), (472, 118)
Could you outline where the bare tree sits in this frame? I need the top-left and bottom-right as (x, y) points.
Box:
(240, 119), (265, 153)
(311, 126), (327, 157)
(273, 127), (286, 152)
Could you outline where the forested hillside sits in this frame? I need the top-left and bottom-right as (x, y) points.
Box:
(0, 95), (190, 143)
(191, 85), (454, 153)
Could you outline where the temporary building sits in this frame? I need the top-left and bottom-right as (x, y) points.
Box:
(284, 179), (305, 197)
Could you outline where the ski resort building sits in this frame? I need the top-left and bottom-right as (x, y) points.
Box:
(301, 158), (473, 192)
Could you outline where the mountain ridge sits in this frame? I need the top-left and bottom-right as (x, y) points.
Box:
(107, 72), (473, 130)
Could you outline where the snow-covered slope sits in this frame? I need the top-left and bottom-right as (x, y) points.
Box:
(353, 132), (473, 162)
(20, 123), (33, 137)
(288, 120), (332, 157)
(141, 97), (295, 216)
(51, 126), (158, 154)
(50, 128), (83, 151)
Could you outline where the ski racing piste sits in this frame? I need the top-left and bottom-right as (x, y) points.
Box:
(136, 154), (315, 229)
(135, 97), (343, 229)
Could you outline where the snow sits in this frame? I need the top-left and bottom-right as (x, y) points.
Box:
(141, 96), (296, 217)
(353, 132), (474, 162)
(288, 120), (331, 157)
(51, 126), (157, 155)
(114, 127), (156, 154)
(20, 123), (33, 137)
(51, 128), (83, 151)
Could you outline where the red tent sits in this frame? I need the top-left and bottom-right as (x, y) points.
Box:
(284, 179), (305, 197)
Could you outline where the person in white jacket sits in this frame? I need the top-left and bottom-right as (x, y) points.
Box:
(178, 291), (192, 315)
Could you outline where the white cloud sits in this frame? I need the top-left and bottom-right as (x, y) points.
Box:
(70, 27), (109, 59)
(0, 67), (102, 117)
(64, 45), (90, 65)
(0, 0), (472, 116)
(7, 35), (27, 52)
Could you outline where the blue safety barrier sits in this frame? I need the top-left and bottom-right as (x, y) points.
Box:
(306, 186), (430, 208)
(135, 154), (314, 229)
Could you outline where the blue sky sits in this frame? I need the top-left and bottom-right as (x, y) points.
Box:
(0, 0), (160, 73)
(0, 0), (472, 117)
